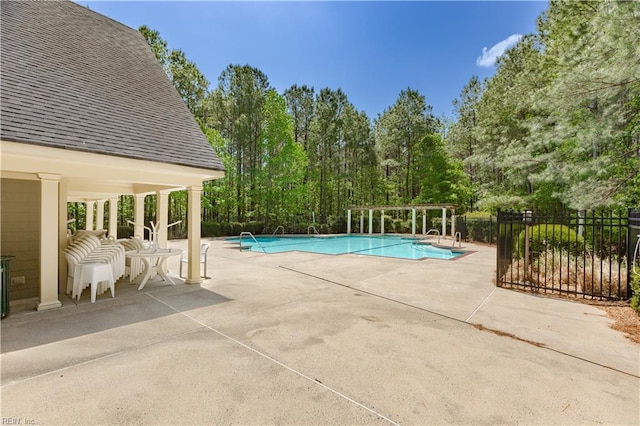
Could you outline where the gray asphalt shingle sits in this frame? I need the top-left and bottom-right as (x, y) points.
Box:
(1, 0), (224, 172)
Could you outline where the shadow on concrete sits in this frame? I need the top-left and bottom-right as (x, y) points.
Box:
(0, 285), (231, 353)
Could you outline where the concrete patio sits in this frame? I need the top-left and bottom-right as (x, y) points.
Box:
(1, 238), (638, 424)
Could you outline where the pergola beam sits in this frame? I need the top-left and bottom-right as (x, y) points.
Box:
(348, 204), (457, 212)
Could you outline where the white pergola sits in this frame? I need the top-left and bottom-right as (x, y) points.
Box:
(346, 204), (458, 237)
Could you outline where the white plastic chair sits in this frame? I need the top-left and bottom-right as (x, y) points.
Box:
(63, 252), (114, 302)
(65, 243), (120, 282)
(179, 243), (210, 278)
(74, 234), (125, 279)
(63, 249), (110, 294)
(73, 263), (114, 303)
(119, 237), (145, 282)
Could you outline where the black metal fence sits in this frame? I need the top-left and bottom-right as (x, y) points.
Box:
(457, 215), (497, 244)
(497, 209), (637, 300)
(630, 210), (640, 287)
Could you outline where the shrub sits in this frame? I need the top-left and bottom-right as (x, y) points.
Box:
(391, 218), (411, 233)
(631, 274), (640, 314)
(518, 224), (584, 258)
(229, 222), (244, 235)
(117, 225), (134, 238)
(328, 216), (347, 233)
(382, 215), (394, 232)
(201, 222), (220, 237)
(466, 216), (496, 243)
(504, 248), (628, 299)
(244, 221), (264, 235)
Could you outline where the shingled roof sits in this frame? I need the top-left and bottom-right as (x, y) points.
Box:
(0, 0), (224, 172)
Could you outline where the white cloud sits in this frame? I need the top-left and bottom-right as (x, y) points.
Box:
(476, 34), (523, 67)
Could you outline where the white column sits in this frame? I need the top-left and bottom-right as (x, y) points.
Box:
(156, 190), (170, 249)
(411, 208), (416, 236)
(360, 212), (364, 234)
(347, 209), (352, 235)
(186, 185), (203, 285)
(381, 210), (385, 235)
(58, 178), (68, 295)
(108, 197), (118, 239)
(85, 201), (95, 230)
(451, 212), (456, 238)
(37, 173), (62, 311)
(368, 209), (373, 235)
(422, 210), (427, 235)
(96, 200), (105, 230)
(134, 194), (145, 238)
(441, 208), (446, 238)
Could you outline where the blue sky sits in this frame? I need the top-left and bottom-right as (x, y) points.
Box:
(82, 1), (549, 120)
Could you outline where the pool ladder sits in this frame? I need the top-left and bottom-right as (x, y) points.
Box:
(239, 232), (267, 253)
(413, 229), (440, 247)
(308, 225), (320, 235)
(425, 228), (441, 244)
(451, 232), (462, 251)
(271, 225), (285, 236)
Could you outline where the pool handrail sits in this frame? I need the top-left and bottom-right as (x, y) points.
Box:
(239, 231), (267, 253)
(451, 232), (462, 251)
(308, 225), (319, 235)
(422, 228), (441, 244)
(272, 225), (285, 236)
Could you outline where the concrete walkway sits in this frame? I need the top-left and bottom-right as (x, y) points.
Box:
(1, 238), (638, 424)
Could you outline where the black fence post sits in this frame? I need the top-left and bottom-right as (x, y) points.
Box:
(489, 215), (493, 245)
(628, 209), (640, 300)
(496, 209), (501, 288)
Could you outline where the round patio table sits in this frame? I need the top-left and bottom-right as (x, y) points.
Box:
(124, 249), (183, 290)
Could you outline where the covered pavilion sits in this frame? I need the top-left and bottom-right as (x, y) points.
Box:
(0, 2), (224, 310)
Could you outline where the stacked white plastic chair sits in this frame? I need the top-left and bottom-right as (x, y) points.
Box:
(118, 236), (145, 282)
(63, 232), (125, 302)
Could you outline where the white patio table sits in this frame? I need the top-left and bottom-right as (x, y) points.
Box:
(124, 248), (183, 290)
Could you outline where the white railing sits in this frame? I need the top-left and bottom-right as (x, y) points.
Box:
(451, 232), (462, 251)
(272, 225), (285, 236)
(308, 225), (320, 235)
(239, 231), (267, 253)
(425, 228), (441, 244)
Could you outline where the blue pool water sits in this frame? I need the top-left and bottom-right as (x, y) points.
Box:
(226, 235), (463, 260)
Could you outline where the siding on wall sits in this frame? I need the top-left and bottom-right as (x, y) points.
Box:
(1, 178), (40, 300)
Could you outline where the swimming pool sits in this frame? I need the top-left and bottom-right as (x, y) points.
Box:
(226, 235), (463, 260)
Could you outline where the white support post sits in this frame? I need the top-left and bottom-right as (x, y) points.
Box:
(108, 197), (118, 239)
(441, 208), (446, 239)
(381, 210), (385, 235)
(85, 201), (95, 230)
(134, 194), (145, 239)
(422, 210), (427, 235)
(360, 212), (364, 234)
(58, 178), (68, 295)
(411, 208), (416, 236)
(451, 213), (456, 238)
(37, 173), (62, 311)
(186, 185), (203, 285)
(347, 209), (352, 235)
(368, 209), (373, 235)
(156, 190), (170, 249)
(451, 209), (457, 238)
(96, 200), (105, 230)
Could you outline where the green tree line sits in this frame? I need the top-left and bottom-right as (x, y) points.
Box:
(137, 26), (468, 233)
(447, 0), (639, 212)
(132, 0), (638, 236)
